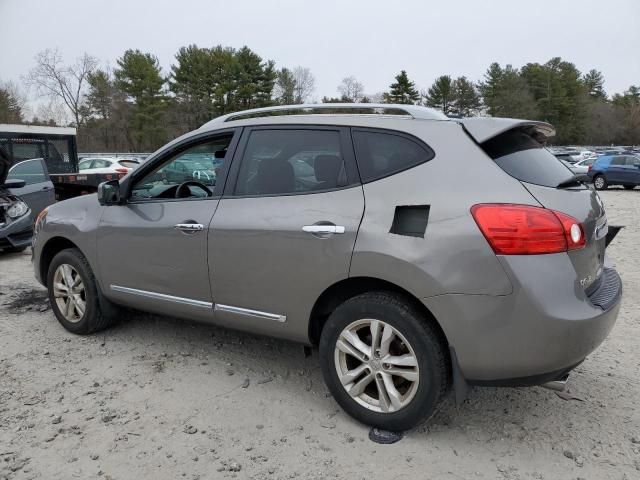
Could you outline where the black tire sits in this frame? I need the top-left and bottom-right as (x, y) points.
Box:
(47, 248), (118, 334)
(623, 185), (635, 190)
(1, 246), (27, 254)
(319, 291), (449, 431)
(593, 175), (608, 190)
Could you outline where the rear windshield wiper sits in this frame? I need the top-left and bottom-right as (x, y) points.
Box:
(556, 175), (583, 189)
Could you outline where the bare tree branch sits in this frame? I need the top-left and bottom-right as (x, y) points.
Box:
(25, 49), (97, 127)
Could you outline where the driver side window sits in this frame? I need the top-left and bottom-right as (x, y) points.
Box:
(131, 135), (232, 200)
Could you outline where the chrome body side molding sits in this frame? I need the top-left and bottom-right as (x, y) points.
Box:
(110, 285), (213, 309)
(214, 303), (287, 323)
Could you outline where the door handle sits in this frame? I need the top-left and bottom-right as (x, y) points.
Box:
(302, 225), (345, 234)
(174, 223), (204, 233)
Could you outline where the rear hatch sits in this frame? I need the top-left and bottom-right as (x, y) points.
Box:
(462, 119), (607, 295)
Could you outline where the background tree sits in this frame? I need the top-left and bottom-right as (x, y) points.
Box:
(424, 75), (454, 114)
(291, 67), (315, 103)
(273, 68), (297, 104)
(384, 70), (419, 104)
(0, 81), (25, 123)
(583, 69), (607, 100)
(337, 76), (364, 103)
(25, 49), (97, 127)
(115, 49), (167, 151)
(233, 46), (276, 110)
(450, 76), (481, 116)
(479, 64), (538, 119)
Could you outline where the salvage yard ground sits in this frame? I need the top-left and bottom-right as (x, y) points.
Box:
(1, 189), (639, 480)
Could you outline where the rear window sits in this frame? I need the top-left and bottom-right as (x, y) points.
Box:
(118, 160), (139, 168)
(482, 129), (574, 188)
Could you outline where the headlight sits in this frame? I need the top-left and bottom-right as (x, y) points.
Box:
(7, 200), (29, 219)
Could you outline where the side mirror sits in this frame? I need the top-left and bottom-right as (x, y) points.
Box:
(97, 180), (122, 206)
(2, 178), (26, 189)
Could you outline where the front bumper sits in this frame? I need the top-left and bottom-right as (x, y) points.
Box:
(0, 214), (33, 250)
(424, 253), (622, 384)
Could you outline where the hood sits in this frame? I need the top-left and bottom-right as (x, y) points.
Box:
(459, 117), (555, 144)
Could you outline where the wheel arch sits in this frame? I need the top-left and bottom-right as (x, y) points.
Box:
(308, 276), (451, 352)
(39, 236), (80, 287)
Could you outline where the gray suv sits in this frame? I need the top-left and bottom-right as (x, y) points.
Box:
(32, 104), (622, 430)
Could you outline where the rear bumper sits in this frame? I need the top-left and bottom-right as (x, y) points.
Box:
(0, 215), (33, 250)
(424, 253), (622, 383)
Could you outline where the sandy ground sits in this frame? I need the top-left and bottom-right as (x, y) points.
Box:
(0, 188), (639, 480)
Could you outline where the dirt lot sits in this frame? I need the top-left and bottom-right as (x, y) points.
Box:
(1, 189), (639, 480)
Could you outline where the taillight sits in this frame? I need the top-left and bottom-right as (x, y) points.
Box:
(471, 204), (585, 255)
(115, 167), (129, 173)
(588, 165), (592, 172)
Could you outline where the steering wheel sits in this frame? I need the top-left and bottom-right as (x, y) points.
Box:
(175, 181), (213, 198)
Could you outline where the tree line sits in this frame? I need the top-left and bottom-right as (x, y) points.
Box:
(0, 46), (638, 150)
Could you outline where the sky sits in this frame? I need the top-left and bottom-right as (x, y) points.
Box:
(1, 0), (639, 112)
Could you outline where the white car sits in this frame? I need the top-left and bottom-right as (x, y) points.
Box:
(78, 157), (140, 174)
(571, 157), (596, 174)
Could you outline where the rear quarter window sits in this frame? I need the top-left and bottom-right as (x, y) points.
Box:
(352, 129), (434, 183)
(481, 129), (574, 188)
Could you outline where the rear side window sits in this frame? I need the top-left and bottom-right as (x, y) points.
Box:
(234, 129), (345, 196)
(611, 156), (626, 166)
(352, 130), (434, 182)
(7, 159), (47, 185)
(482, 129), (574, 188)
(626, 156), (640, 166)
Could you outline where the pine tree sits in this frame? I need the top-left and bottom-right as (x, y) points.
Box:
(478, 63), (503, 116)
(0, 86), (23, 123)
(424, 75), (454, 114)
(274, 68), (297, 105)
(479, 64), (538, 119)
(383, 70), (419, 105)
(583, 69), (606, 99)
(451, 77), (481, 117)
(115, 49), (167, 151)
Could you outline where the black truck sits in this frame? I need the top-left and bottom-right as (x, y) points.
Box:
(0, 124), (126, 201)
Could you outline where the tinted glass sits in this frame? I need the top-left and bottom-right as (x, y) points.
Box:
(7, 159), (47, 185)
(131, 135), (232, 200)
(235, 130), (344, 195)
(482, 130), (574, 188)
(611, 156), (626, 166)
(78, 160), (93, 170)
(625, 156), (639, 166)
(352, 130), (434, 182)
(11, 143), (43, 161)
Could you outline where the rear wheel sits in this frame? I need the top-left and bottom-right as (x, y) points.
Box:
(593, 175), (607, 190)
(47, 248), (118, 334)
(319, 292), (448, 431)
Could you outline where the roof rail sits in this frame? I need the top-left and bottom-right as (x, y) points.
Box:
(201, 103), (448, 128)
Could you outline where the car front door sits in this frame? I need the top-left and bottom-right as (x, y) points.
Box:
(208, 126), (365, 342)
(96, 130), (239, 322)
(6, 159), (55, 218)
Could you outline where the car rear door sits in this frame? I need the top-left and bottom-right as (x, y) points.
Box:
(208, 126), (364, 342)
(606, 156), (627, 183)
(6, 158), (55, 217)
(624, 155), (640, 184)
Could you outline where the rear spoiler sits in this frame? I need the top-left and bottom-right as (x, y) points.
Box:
(458, 117), (556, 144)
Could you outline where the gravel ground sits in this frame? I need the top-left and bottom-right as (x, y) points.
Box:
(0, 189), (639, 480)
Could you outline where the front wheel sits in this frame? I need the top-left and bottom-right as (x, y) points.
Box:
(47, 248), (118, 334)
(319, 292), (449, 431)
(593, 175), (608, 190)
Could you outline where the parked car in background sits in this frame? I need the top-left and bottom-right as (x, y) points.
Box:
(1, 149), (56, 253)
(588, 154), (640, 190)
(78, 157), (140, 174)
(32, 104), (622, 430)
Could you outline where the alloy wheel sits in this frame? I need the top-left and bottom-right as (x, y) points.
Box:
(594, 176), (605, 189)
(52, 264), (86, 323)
(334, 319), (420, 413)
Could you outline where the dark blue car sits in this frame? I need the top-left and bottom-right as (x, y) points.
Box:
(588, 154), (640, 190)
